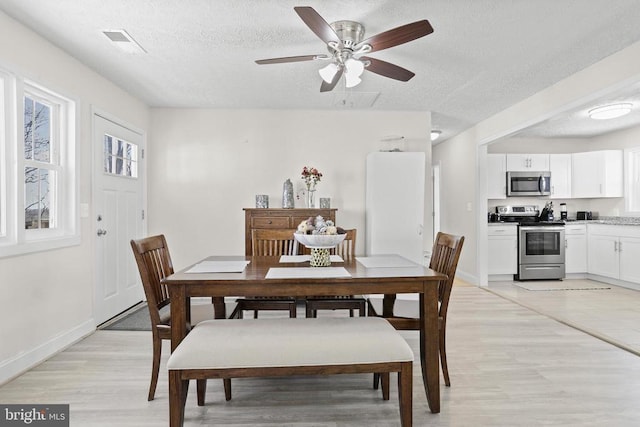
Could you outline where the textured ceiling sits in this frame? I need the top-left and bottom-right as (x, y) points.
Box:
(2, 0), (640, 142)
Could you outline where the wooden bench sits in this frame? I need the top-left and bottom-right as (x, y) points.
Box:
(167, 317), (414, 426)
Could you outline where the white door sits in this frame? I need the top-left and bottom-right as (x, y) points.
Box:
(432, 163), (441, 238)
(93, 114), (145, 325)
(365, 152), (425, 265)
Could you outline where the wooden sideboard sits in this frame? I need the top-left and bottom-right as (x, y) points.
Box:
(243, 208), (337, 255)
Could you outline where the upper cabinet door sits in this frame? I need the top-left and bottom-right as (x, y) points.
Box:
(549, 154), (571, 199)
(572, 150), (623, 198)
(506, 154), (550, 171)
(487, 154), (507, 199)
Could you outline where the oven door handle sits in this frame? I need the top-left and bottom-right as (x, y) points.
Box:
(519, 226), (565, 232)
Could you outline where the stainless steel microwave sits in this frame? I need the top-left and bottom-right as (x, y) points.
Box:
(506, 171), (551, 196)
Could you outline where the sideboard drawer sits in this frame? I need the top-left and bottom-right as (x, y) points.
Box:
(252, 217), (291, 229)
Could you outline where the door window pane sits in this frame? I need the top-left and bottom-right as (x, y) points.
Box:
(103, 133), (138, 178)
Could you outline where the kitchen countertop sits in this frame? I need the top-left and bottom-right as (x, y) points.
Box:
(570, 217), (640, 226)
(488, 217), (640, 226)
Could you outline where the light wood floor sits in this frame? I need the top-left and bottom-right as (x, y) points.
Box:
(2, 285), (640, 426)
(487, 278), (640, 356)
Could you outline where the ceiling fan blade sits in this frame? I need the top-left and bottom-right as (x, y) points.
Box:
(357, 20), (433, 53)
(255, 55), (321, 65)
(361, 56), (415, 81)
(320, 67), (344, 92)
(294, 6), (342, 48)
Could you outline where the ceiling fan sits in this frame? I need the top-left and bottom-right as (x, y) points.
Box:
(255, 6), (434, 92)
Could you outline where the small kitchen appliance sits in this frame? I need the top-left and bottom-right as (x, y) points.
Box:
(560, 203), (567, 220)
(506, 171), (551, 197)
(576, 211), (592, 220)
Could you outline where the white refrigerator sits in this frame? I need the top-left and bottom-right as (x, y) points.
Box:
(365, 152), (426, 265)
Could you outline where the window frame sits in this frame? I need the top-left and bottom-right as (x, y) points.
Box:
(0, 70), (79, 258)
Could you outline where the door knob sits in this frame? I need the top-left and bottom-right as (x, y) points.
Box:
(97, 229), (108, 236)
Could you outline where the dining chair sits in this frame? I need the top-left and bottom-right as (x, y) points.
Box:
(229, 229), (299, 319)
(367, 231), (464, 388)
(305, 229), (366, 317)
(130, 234), (230, 401)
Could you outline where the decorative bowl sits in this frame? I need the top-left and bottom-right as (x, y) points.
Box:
(293, 233), (346, 249)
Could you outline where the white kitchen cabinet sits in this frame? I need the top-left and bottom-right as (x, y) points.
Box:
(618, 237), (640, 283)
(506, 154), (549, 171)
(487, 154), (507, 199)
(564, 224), (586, 273)
(571, 150), (623, 198)
(488, 225), (517, 275)
(588, 231), (619, 277)
(587, 224), (640, 282)
(549, 154), (571, 199)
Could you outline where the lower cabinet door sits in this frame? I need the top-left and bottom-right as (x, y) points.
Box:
(587, 234), (618, 278)
(565, 234), (587, 274)
(619, 236), (640, 282)
(488, 236), (517, 275)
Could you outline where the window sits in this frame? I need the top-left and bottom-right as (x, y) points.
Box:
(625, 147), (640, 213)
(0, 71), (78, 257)
(24, 95), (56, 229)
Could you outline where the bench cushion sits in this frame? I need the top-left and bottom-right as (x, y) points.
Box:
(167, 317), (413, 370)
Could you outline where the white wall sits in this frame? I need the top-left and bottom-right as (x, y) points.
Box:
(432, 130), (477, 281)
(148, 109), (432, 269)
(0, 11), (149, 384)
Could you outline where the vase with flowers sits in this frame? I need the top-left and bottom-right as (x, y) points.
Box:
(301, 166), (322, 208)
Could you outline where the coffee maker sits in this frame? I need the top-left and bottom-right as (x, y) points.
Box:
(560, 203), (567, 220)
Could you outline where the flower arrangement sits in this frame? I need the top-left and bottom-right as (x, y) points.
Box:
(296, 215), (341, 235)
(301, 166), (322, 189)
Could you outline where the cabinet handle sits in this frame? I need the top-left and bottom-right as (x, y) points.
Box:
(614, 241), (618, 252)
(565, 240), (568, 248)
(619, 241), (622, 252)
(267, 220), (272, 224)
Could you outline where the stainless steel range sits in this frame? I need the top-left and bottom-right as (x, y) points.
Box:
(495, 205), (566, 281)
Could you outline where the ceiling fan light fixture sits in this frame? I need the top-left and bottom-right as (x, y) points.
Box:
(319, 63), (340, 84)
(344, 58), (365, 88)
(345, 74), (362, 88)
(345, 58), (365, 77)
(588, 103), (633, 120)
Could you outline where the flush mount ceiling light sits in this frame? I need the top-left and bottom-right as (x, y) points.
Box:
(588, 103), (633, 120)
(430, 130), (442, 141)
(102, 29), (147, 54)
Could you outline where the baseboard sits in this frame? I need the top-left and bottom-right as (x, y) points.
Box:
(585, 274), (640, 292)
(455, 269), (477, 285)
(0, 319), (95, 386)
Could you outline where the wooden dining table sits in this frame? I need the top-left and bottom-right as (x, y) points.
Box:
(162, 255), (447, 414)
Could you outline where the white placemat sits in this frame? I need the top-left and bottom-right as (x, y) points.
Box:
(356, 255), (420, 268)
(265, 267), (351, 279)
(185, 260), (250, 273)
(279, 255), (344, 263)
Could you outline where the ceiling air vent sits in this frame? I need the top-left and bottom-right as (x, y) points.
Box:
(102, 29), (146, 54)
